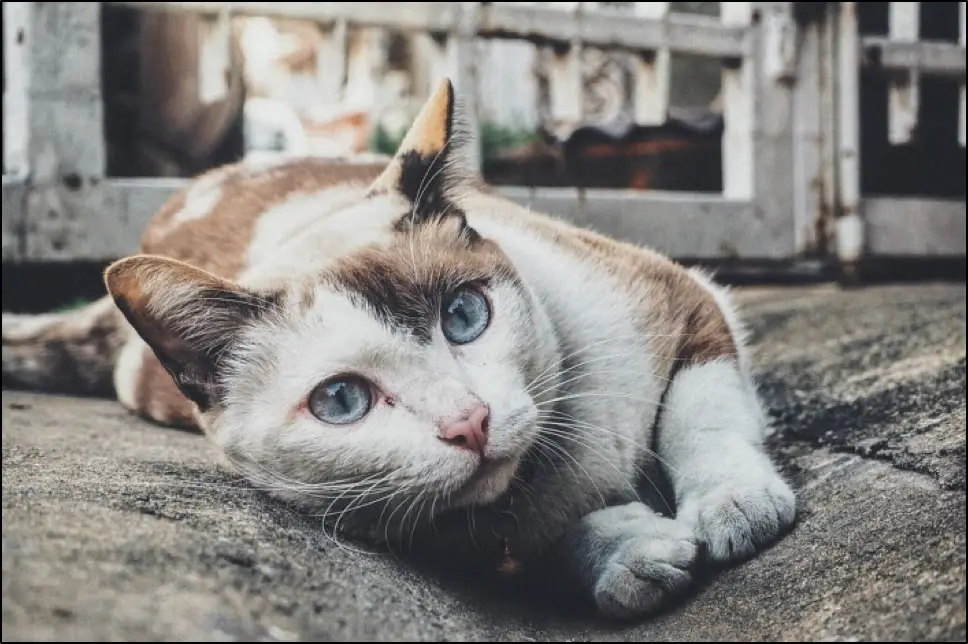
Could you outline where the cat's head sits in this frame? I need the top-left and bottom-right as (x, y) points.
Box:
(104, 80), (561, 521)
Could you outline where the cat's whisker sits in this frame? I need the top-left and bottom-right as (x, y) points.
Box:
(331, 475), (398, 538)
(307, 471), (395, 529)
(525, 337), (649, 393)
(536, 423), (644, 488)
(225, 448), (393, 494)
(227, 468), (389, 501)
(467, 505), (480, 550)
(528, 365), (676, 402)
(396, 489), (426, 547)
(427, 495), (441, 537)
(531, 436), (607, 508)
(408, 494), (433, 550)
(315, 491), (398, 557)
(536, 408), (684, 477)
(534, 390), (675, 415)
(524, 332), (705, 395)
(381, 486), (420, 556)
(535, 421), (675, 515)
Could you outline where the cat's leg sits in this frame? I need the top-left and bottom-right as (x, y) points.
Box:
(657, 358), (796, 563)
(555, 501), (698, 619)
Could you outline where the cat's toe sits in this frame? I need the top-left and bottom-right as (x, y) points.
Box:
(592, 521), (697, 620)
(680, 474), (797, 564)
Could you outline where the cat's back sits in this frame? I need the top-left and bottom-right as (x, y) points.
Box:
(466, 190), (740, 377)
(140, 156), (387, 281)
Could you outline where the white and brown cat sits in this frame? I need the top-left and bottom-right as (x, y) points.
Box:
(2, 79), (796, 619)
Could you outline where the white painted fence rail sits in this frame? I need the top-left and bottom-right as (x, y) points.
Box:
(1, 1), (965, 272)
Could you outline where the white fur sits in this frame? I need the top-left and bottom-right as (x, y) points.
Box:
(171, 173), (223, 227)
(114, 331), (147, 412)
(656, 359), (796, 562)
(240, 187), (398, 291)
(2, 312), (64, 339)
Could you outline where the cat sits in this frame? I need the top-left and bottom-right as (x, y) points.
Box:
(2, 79), (796, 620)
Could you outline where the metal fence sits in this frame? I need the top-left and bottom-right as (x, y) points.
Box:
(1, 2), (965, 272)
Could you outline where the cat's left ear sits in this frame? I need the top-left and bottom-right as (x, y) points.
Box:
(368, 78), (472, 224)
(103, 255), (274, 412)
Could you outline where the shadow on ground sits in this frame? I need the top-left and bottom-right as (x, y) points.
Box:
(3, 284), (965, 641)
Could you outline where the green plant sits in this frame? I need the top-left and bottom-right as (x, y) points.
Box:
(369, 123), (406, 156)
(368, 118), (538, 163)
(478, 121), (538, 162)
(56, 298), (93, 313)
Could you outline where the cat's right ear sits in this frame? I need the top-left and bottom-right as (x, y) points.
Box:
(367, 78), (473, 225)
(104, 256), (274, 411)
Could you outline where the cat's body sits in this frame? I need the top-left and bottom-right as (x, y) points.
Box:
(2, 80), (796, 619)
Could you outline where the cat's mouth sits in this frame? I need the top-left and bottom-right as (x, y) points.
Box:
(472, 455), (514, 479)
(450, 454), (521, 506)
(446, 405), (538, 506)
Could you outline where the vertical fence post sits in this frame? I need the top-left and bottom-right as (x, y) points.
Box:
(345, 27), (385, 121)
(2, 2), (30, 260)
(632, 2), (670, 126)
(430, 3), (481, 171)
(2, 2), (116, 261)
(3, 3), (30, 178)
(198, 8), (233, 105)
(959, 1), (966, 147)
(723, 2), (796, 258)
(448, 2), (481, 173)
(721, 3), (755, 201)
(546, 2), (585, 141)
(819, 3), (840, 256)
(836, 1), (864, 276)
(316, 18), (348, 105)
(792, 6), (826, 255)
(887, 2), (921, 144)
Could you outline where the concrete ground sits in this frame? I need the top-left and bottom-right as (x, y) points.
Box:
(2, 284), (965, 641)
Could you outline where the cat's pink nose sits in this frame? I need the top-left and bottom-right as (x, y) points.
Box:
(438, 403), (490, 456)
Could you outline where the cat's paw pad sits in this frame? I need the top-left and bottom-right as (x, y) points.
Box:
(592, 517), (697, 620)
(680, 472), (796, 563)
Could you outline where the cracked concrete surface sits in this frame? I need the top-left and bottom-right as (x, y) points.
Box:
(3, 284), (966, 641)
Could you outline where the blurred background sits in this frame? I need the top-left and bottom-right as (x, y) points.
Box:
(2, 1), (965, 312)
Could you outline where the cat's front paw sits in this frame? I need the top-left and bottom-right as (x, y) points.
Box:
(678, 470), (796, 563)
(591, 512), (697, 620)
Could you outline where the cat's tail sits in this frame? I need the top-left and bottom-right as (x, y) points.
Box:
(2, 295), (124, 397)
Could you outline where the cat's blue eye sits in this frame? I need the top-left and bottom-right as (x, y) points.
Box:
(441, 286), (490, 345)
(308, 376), (373, 425)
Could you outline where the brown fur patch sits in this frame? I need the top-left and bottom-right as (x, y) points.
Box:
(134, 344), (198, 429)
(142, 157), (385, 280)
(327, 216), (517, 343)
(461, 192), (738, 380)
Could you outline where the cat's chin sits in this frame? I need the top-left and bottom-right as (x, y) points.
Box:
(449, 454), (521, 507)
